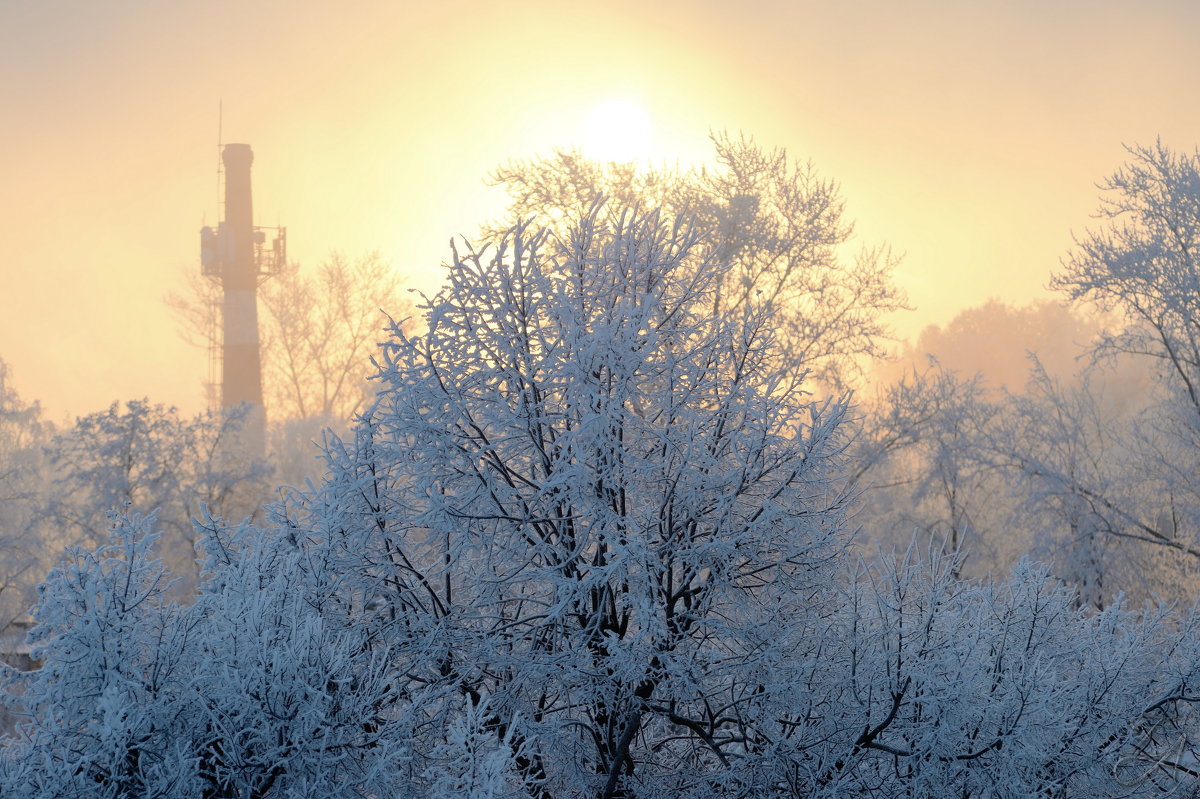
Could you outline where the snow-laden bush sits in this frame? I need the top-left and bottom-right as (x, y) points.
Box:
(1, 512), (414, 798)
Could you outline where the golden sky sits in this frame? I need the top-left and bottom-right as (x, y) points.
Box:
(3, 0), (1200, 419)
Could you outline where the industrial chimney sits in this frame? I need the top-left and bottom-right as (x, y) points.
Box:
(199, 143), (285, 458)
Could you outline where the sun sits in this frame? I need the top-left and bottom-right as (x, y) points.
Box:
(581, 99), (654, 163)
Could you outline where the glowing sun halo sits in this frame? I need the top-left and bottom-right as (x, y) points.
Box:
(581, 99), (654, 162)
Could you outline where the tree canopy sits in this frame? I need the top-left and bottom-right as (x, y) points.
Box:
(490, 134), (907, 391)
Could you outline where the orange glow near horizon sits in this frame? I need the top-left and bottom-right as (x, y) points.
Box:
(3, 0), (1200, 420)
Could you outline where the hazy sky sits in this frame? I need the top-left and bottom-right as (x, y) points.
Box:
(4, 0), (1200, 419)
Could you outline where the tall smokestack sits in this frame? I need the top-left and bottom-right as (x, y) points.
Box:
(200, 143), (284, 460)
(219, 144), (263, 410)
(218, 143), (265, 456)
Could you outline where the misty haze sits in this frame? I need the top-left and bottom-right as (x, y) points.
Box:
(3, 2), (1200, 797)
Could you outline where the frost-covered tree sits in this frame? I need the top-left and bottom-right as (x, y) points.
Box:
(858, 146), (1200, 602)
(856, 352), (1188, 605)
(852, 365), (1014, 577)
(342, 204), (852, 797)
(974, 356), (1200, 606)
(976, 142), (1200, 598)
(44, 401), (271, 586)
(491, 133), (907, 391)
(0, 361), (48, 634)
(1054, 141), (1200, 413)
